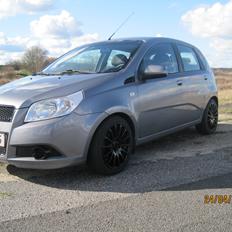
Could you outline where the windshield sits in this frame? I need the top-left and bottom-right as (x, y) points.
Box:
(43, 41), (142, 75)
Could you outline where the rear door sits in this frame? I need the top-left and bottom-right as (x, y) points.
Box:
(175, 44), (208, 123)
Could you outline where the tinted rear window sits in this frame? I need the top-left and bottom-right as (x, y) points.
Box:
(177, 45), (201, 72)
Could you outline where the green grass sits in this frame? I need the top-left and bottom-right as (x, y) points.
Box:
(17, 69), (31, 77)
(0, 192), (12, 198)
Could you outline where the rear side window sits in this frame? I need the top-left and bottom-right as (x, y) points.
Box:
(105, 50), (130, 70)
(177, 45), (201, 72)
(142, 43), (179, 74)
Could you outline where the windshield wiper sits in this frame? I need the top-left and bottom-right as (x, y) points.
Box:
(59, 69), (93, 75)
(33, 70), (93, 76)
(32, 72), (57, 76)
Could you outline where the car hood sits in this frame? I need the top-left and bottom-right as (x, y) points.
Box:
(0, 74), (110, 108)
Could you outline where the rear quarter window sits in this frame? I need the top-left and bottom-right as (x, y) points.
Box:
(195, 48), (210, 70)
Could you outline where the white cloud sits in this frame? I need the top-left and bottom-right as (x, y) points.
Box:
(0, 32), (7, 44)
(30, 10), (82, 38)
(182, 1), (232, 38)
(71, 33), (99, 48)
(0, 32), (28, 51)
(155, 33), (163, 38)
(0, 11), (99, 64)
(0, 51), (23, 64)
(29, 11), (99, 56)
(0, 33), (30, 63)
(182, 0), (232, 67)
(210, 38), (232, 54)
(0, 0), (54, 18)
(29, 33), (100, 58)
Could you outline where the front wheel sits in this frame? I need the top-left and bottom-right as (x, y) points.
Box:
(196, 98), (218, 135)
(88, 116), (134, 175)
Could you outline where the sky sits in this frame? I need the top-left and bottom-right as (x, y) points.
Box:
(0, 0), (231, 67)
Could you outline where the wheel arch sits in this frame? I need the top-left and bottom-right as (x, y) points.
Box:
(85, 111), (137, 161)
(105, 112), (136, 138)
(210, 96), (218, 105)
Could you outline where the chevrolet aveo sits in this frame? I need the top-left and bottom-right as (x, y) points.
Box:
(0, 38), (218, 175)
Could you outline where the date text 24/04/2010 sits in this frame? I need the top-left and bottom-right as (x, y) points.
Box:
(204, 195), (231, 204)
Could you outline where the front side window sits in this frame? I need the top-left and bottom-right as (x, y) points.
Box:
(105, 50), (130, 71)
(141, 43), (179, 74)
(177, 45), (201, 72)
(62, 49), (102, 73)
(43, 41), (142, 75)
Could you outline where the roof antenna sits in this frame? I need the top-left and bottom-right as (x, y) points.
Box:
(108, 12), (135, 40)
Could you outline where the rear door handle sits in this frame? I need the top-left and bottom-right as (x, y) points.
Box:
(204, 75), (208, 80)
(177, 81), (183, 86)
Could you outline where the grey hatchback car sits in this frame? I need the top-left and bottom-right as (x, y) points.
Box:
(0, 38), (218, 174)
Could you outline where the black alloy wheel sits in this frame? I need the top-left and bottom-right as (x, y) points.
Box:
(88, 116), (134, 175)
(102, 123), (131, 168)
(207, 100), (218, 130)
(196, 98), (218, 135)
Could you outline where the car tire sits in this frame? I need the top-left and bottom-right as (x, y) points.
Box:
(88, 116), (134, 175)
(196, 98), (218, 135)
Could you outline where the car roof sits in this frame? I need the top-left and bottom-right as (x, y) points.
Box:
(89, 37), (196, 48)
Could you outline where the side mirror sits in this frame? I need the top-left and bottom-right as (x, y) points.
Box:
(142, 64), (167, 80)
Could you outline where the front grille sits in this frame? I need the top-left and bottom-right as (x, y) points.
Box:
(0, 105), (15, 122)
(0, 147), (6, 156)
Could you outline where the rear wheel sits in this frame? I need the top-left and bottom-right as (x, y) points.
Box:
(196, 98), (218, 135)
(88, 116), (134, 175)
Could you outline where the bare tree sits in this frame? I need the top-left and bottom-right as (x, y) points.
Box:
(7, 60), (23, 71)
(22, 46), (48, 73)
(43, 57), (57, 69)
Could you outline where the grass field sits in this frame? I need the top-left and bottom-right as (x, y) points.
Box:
(0, 68), (30, 85)
(215, 69), (232, 121)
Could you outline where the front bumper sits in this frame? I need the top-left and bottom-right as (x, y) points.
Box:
(3, 157), (84, 169)
(0, 108), (107, 169)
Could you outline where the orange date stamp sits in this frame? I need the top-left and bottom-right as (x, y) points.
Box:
(204, 195), (231, 204)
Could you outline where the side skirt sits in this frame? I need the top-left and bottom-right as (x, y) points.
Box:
(136, 119), (201, 146)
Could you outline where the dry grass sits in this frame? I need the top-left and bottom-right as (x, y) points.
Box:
(0, 77), (15, 85)
(0, 67), (29, 84)
(215, 69), (232, 121)
(215, 69), (232, 91)
(0, 71), (18, 85)
(219, 90), (232, 110)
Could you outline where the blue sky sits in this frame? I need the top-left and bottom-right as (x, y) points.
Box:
(0, 0), (231, 67)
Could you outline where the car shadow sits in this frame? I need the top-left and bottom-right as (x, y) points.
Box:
(6, 123), (232, 193)
(163, 172), (232, 191)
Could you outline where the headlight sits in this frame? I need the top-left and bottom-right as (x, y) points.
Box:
(25, 91), (83, 122)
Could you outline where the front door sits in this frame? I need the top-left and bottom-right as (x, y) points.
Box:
(137, 43), (185, 138)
